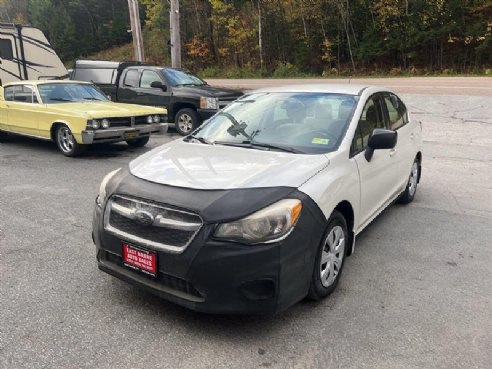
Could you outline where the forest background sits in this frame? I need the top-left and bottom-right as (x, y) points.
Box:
(1, 0), (491, 77)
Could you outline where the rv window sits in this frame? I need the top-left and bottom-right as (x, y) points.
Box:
(0, 39), (14, 61)
(123, 70), (140, 88)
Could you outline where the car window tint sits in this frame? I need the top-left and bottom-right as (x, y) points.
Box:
(140, 70), (162, 88)
(124, 69), (140, 88)
(384, 94), (408, 130)
(5, 85), (37, 103)
(352, 96), (385, 154)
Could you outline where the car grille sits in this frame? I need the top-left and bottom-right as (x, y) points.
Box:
(101, 250), (204, 300)
(104, 195), (203, 253)
(107, 115), (153, 128)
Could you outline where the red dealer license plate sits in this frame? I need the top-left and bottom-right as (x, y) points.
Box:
(122, 242), (157, 277)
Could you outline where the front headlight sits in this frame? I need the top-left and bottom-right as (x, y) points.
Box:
(214, 199), (302, 244)
(87, 119), (100, 129)
(153, 115), (160, 123)
(96, 168), (121, 207)
(200, 96), (218, 110)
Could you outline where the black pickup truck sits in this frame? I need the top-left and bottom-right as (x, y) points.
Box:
(71, 60), (243, 135)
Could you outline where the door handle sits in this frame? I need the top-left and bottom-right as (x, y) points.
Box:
(136, 92), (145, 96)
(410, 133), (415, 140)
(389, 149), (397, 157)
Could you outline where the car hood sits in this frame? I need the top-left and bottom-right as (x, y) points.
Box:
(173, 85), (243, 99)
(45, 101), (166, 118)
(129, 140), (330, 190)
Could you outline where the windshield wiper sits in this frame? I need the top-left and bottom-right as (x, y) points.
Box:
(83, 97), (103, 101)
(248, 141), (304, 154)
(214, 140), (303, 154)
(185, 135), (213, 145)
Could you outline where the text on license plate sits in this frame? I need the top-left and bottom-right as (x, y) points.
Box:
(124, 131), (139, 140)
(122, 243), (157, 277)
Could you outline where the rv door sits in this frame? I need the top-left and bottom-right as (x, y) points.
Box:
(0, 29), (22, 83)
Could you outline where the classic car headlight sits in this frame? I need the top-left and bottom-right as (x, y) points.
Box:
(101, 119), (110, 129)
(214, 199), (302, 244)
(146, 115), (153, 124)
(200, 96), (218, 110)
(88, 119), (100, 129)
(153, 115), (161, 123)
(96, 168), (121, 208)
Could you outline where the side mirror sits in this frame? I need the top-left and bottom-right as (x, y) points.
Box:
(150, 81), (167, 91)
(364, 128), (397, 161)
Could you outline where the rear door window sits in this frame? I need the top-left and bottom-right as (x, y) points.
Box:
(383, 94), (408, 130)
(4, 85), (38, 103)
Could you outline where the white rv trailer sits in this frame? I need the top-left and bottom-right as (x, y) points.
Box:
(0, 23), (68, 84)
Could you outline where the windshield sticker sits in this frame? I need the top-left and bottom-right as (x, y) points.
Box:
(312, 137), (330, 145)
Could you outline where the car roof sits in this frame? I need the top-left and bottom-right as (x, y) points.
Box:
(3, 80), (92, 87)
(252, 84), (389, 96)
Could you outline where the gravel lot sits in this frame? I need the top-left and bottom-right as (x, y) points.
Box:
(1, 86), (491, 369)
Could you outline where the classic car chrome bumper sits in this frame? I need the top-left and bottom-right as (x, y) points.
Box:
(81, 123), (168, 144)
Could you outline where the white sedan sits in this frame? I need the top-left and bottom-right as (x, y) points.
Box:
(92, 84), (423, 313)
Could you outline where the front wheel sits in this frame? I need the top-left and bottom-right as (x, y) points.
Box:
(397, 158), (420, 204)
(126, 136), (149, 148)
(308, 210), (348, 300)
(175, 108), (199, 136)
(55, 125), (86, 157)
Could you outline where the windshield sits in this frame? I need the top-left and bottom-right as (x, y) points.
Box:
(37, 83), (109, 104)
(190, 92), (358, 154)
(162, 69), (207, 87)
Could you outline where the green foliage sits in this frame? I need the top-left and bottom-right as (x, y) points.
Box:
(0, 0), (491, 74)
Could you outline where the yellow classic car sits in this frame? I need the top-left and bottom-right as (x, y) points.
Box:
(0, 80), (168, 156)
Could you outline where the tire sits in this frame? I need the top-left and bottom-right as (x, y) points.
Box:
(397, 158), (420, 204)
(0, 130), (10, 143)
(126, 135), (150, 148)
(308, 210), (348, 300)
(55, 124), (86, 157)
(175, 108), (199, 136)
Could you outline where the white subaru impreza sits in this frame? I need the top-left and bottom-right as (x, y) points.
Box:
(93, 84), (423, 314)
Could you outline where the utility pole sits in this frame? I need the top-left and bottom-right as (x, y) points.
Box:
(170, 0), (181, 68)
(128, 0), (145, 62)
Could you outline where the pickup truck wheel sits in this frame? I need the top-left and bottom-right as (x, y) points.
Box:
(175, 108), (199, 136)
(308, 210), (348, 301)
(397, 159), (419, 204)
(0, 130), (10, 142)
(126, 136), (149, 147)
(56, 125), (86, 157)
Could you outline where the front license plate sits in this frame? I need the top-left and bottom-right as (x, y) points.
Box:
(124, 130), (139, 140)
(122, 242), (157, 277)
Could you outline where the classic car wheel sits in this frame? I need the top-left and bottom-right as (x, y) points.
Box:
(175, 108), (199, 136)
(126, 136), (149, 147)
(56, 125), (86, 157)
(308, 210), (347, 300)
(397, 158), (420, 204)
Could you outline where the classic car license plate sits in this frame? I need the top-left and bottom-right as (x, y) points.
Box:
(122, 242), (157, 277)
(124, 130), (139, 140)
